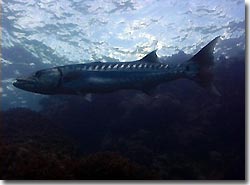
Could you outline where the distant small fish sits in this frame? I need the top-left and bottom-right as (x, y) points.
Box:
(13, 37), (221, 99)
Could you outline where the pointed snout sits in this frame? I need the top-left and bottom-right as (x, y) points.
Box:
(13, 77), (37, 91)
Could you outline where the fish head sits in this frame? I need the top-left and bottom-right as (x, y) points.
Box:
(13, 68), (61, 94)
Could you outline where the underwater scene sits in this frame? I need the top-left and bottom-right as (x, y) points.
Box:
(1, 0), (245, 180)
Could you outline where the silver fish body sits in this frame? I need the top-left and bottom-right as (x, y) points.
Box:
(13, 37), (221, 96)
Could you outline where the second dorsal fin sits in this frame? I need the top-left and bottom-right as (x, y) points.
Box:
(140, 50), (159, 63)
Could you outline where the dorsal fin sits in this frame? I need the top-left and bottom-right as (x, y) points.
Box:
(140, 50), (159, 63)
(186, 36), (221, 96)
(190, 36), (220, 66)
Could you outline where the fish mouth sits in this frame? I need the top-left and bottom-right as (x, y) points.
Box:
(13, 78), (36, 89)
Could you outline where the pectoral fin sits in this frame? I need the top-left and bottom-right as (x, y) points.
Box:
(76, 91), (93, 102)
(84, 93), (92, 102)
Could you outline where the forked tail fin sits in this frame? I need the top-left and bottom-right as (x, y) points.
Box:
(184, 36), (221, 96)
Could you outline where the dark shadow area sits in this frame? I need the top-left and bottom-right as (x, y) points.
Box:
(0, 49), (245, 180)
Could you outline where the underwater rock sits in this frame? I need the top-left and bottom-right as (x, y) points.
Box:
(0, 146), (158, 180)
(1, 107), (77, 155)
(74, 152), (159, 180)
(0, 143), (74, 179)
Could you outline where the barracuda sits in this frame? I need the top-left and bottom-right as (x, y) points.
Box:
(13, 37), (220, 97)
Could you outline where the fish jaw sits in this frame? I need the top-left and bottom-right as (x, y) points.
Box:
(13, 77), (38, 92)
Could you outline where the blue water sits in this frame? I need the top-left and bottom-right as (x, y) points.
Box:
(1, 0), (245, 180)
(1, 0), (245, 110)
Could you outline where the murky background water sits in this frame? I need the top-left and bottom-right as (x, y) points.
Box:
(1, 0), (245, 180)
